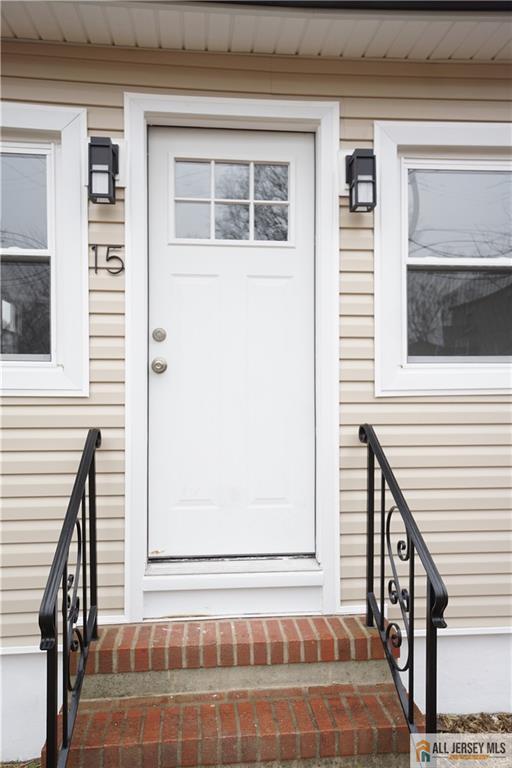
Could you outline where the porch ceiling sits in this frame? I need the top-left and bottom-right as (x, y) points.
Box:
(1, 0), (511, 61)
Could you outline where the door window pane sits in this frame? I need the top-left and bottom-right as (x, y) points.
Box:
(1, 260), (51, 357)
(175, 161), (210, 198)
(254, 164), (288, 201)
(214, 163), (249, 200)
(408, 169), (512, 259)
(173, 159), (290, 242)
(1, 153), (48, 249)
(175, 201), (210, 239)
(407, 268), (512, 358)
(254, 205), (288, 241)
(215, 204), (249, 240)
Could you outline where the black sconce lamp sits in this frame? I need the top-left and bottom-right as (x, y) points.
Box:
(345, 149), (376, 212)
(88, 137), (119, 204)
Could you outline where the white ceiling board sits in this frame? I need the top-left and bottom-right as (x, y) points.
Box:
(253, 14), (282, 54)
(132, 7), (160, 47)
(52, 3), (88, 44)
(363, 18), (405, 58)
(342, 18), (380, 58)
(494, 39), (512, 60)
(320, 18), (356, 57)
(297, 17), (331, 56)
(2, 2), (39, 40)
(1, 14), (14, 37)
(407, 20), (454, 59)
(206, 11), (232, 52)
(158, 9), (184, 50)
(1, 2), (510, 62)
(78, 3), (113, 45)
(183, 9), (207, 50)
(428, 20), (479, 60)
(385, 19), (429, 58)
(104, 4), (136, 47)
(230, 13), (256, 53)
(24, 2), (63, 42)
(450, 21), (501, 60)
(473, 22), (512, 60)
(274, 16), (305, 55)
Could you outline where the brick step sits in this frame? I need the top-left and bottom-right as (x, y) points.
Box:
(61, 683), (411, 768)
(82, 615), (391, 700)
(86, 615), (385, 674)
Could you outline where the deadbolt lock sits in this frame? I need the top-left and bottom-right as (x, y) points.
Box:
(152, 327), (167, 342)
(151, 358), (168, 374)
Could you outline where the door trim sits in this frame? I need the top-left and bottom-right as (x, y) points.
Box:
(124, 93), (340, 621)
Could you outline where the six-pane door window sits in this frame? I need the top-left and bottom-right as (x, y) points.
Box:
(173, 159), (289, 242)
(1, 144), (53, 361)
(406, 163), (512, 362)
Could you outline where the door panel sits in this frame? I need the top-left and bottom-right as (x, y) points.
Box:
(148, 127), (315, 558)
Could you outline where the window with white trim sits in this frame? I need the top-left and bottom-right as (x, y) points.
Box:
(374, 121), (512, 396)
(1, 143), (54, 361)
(0, 103), (88, 396)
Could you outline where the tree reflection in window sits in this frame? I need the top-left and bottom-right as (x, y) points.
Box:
(174, 159), (289, 241)
(1, 150), (51, 359)
(254, 164), (288, 201)
(408, 269), (512, 357)
(1, 260), (51, 357)
(409, 170), (512, 260)
(407, 168), (512, 360)
(1, 153), (48, 250)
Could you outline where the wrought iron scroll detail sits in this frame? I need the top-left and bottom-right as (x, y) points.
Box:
(39, 428), (101, 768)
(65, 520), (84, 694)
(384, 506), (411, 673)
(359, 423), (448, 736)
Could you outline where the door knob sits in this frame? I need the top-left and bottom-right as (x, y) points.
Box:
(152, 328), (167, 342)
(151, 358), (167, 374)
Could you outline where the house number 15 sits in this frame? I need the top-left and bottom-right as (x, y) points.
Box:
(91, 244), (125, 275)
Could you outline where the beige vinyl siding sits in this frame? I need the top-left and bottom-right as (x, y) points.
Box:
(1, 40), (511, 646)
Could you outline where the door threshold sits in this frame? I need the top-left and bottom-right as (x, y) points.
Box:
(146, 555), (321, 577)
(149, 553), (316, 563)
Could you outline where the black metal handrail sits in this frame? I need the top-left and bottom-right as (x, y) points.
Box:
(39, 428), (101, 768)
(359, 423), (448, 734)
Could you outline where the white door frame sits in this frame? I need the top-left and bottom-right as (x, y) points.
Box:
(124, 93), (340, 621)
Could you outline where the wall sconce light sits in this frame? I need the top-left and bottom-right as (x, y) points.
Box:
(345, 149), (376, 212)
(88, 137), (119, 204)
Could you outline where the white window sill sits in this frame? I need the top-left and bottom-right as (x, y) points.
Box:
(1, 362), (89, 397)
(376, 363), (512, 397)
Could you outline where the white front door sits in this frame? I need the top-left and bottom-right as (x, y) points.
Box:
(148, 127), (315, 560)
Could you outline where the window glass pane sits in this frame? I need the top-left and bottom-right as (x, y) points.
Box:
(1, 153), (48, 249)
(215, 203), (249, 240)
(1, 259), (50, 358)
(214, 163), (249, 200)
(408, 169), (512, 259)
(175, 201), (210, 239)
(175, 161), (210, 198)
(254, 204), (288, 241)
(407, 268), (512, 358)
(254, 164), (288, 201)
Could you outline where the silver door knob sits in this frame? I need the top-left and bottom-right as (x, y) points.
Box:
(151, 357), (167, 374)
(152, 327), (167, 342)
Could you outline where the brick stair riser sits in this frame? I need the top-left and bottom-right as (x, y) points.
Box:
(83, 658), (391, 700)
(45, 753), (411, 768)
(62, 753), (411, 768)
(78, 615), (394, 679)
(45, 683), (412, 768)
